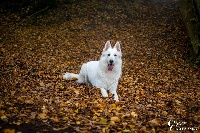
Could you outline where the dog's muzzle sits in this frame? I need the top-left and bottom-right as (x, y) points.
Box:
(108, 60), (114, 71)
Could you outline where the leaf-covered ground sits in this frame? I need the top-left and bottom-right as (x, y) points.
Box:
(0, 0), (200, 132)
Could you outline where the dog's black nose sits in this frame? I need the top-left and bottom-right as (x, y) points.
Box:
(109, 59), (114, 64)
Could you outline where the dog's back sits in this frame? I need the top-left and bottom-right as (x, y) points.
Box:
(77, 61), (99, 85)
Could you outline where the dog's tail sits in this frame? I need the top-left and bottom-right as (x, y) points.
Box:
(63, 72), (79, 80)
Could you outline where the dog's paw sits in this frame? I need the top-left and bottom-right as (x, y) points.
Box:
(102, 92), (108, 97)
(113, 94), (119, 101)
(114, 99), (119, 102)
(100, 88), (108, 97)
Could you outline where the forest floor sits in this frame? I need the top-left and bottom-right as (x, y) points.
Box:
(0, 0), (200, 132)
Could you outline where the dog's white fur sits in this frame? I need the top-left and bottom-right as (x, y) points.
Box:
(63, 41), (122, 101)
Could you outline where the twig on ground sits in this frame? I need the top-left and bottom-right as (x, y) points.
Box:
(20, 6), (49, 23)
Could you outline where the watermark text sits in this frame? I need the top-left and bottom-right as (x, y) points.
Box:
(168, 120), (199, 131)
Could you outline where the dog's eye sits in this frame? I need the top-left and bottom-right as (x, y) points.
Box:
(114, 54), (117, 56)
(108, 54), (110, 56)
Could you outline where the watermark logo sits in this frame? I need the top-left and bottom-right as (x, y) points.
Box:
(168, 120), (199, 131)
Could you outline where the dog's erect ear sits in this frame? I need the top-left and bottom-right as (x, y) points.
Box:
(103, 41), (111, 51)
(114, 41), (121, 52)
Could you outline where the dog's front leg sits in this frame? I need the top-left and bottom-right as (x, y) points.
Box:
(109, 84), (119, 101)
(111, 91), (119, 101)
(100, 88), (108, 97)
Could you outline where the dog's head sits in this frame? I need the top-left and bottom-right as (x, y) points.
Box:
(101, 41), (122, 71)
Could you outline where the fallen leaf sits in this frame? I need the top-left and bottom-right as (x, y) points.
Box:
(109, 120), (115, 126)
(30, 112), (36, 119)
(0, 110), (5, 115)
(38, 113), (48, 119)
(110, 116), (120, 122)
(139, 126), (149, 133)
(1, 115), (8, 121)
(93, 115), (98, 120)
(76, 121), (81, 124)
(148, 119), (160, 127)
(3, 129), (15, 133)
(175, 99), (181, 105)
(130, 112), (138, 118)
(50, 117), (59, 123)
(123, 129), (131, 132)
(100, 118), (108, 123)
(39, 82), (45, 87)
(162, 111), (168, 116)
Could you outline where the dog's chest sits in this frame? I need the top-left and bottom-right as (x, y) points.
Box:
(97, 71), (119, 89)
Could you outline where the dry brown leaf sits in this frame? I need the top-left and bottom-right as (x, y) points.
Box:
(130, 112), (138, 118)
(50, 117), (59, 123)
(30, 112), (36, 119)
(110, 116), (120, 122)
(3, 129), (15, 133)
(38, 113), (48, 120)
(148, 119), (160, 127)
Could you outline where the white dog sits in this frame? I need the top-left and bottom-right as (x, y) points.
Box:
(63, 41), (122, 101)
